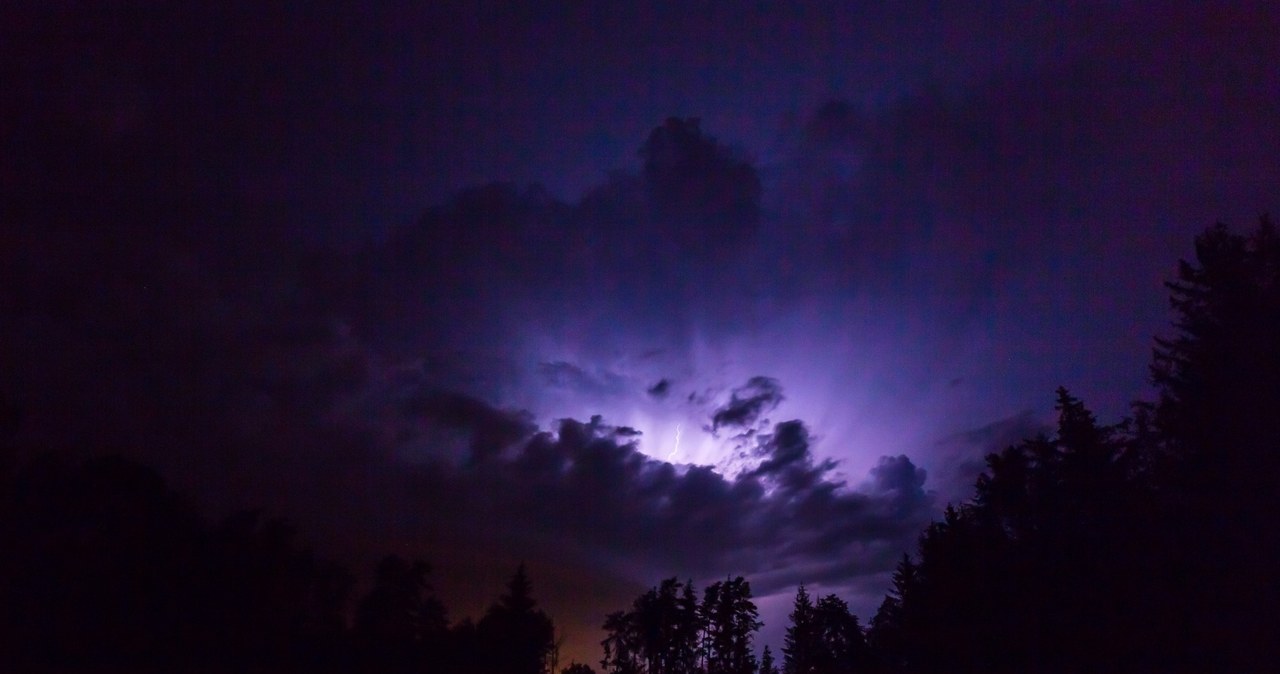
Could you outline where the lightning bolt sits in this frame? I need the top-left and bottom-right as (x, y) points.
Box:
(667, 424), (683, 461)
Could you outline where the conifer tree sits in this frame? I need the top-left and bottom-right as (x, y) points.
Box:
(480, 564), (556, 674)
(759, 645), (776, 674)
(782, 585), (817, 674)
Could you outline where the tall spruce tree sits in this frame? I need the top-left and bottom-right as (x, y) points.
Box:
(1149, 218), (1280, 671)
(479, 564), (556, 674)
(812, 594), (865, 674)
(782, 585), (817, 674)
(759, 646), (777, 674)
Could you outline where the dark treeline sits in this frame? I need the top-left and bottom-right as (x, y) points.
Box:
(600, 576), (760, 674)
(859, 219), (1279, 674)
(0, 447), (560, 673)
(602, 218), (1279, 674)
(598, 578), (871, 674)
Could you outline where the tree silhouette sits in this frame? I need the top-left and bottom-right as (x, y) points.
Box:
(479, 564), (557, 674)
(602, 608), (645, 674)
(782, 585), (817, 674)
(601, 578), (705, 674)
(205, 509), (355, 669)
(866, 388), (1156, 672)
(812, 594), (866, 674)
(601, 576), (761, 674)
(1152, 218), (1280, 466)
(0, 453), (358, 672)
(701, 577), (761, 674)
(856, 220), (1280, 672)
(678, 580), (704, 674)
(1148, 217), (1280, 671)
(564, 663), (599, 674)
(759, 645), (777, 674)
(354, 554), (448, 672)
(866, 555), (916, 672)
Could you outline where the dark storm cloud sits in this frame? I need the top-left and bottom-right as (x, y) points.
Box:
(764, 4), (1280, 385)
(354, 183), (578, 354)
(710, 376), (785, 433)
(0, 197), (929, 611)
(0, 180), (931, 595)
(750, 421), (837, 496)
(641, 117), (763, 257)
(387, 402), (933, 595)
(646, 379), (672, 399)
(402, 390), (537, 464)
(866, 455), (930, 512)
(733, 425), (931, 596)
(344, 120), (767, 373)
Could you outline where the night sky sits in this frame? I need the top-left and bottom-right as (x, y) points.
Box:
(3, 0), (1278, 665)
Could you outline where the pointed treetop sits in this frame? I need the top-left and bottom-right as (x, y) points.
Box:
(501, 562), (537, 615)
(1055, 387), (1104, 450)
(760, 645), (777, 674)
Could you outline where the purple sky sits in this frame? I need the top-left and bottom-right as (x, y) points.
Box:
(3, 0), (1279, 665)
